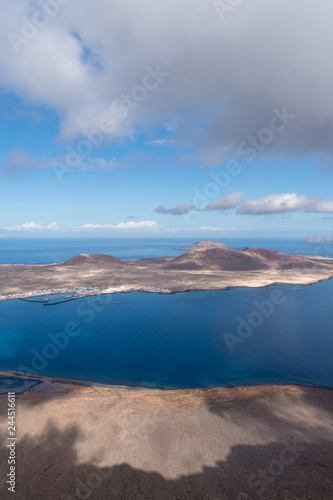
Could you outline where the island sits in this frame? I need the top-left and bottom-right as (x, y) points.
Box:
(177, 240), (229, 250)
(1, 241), (333, 301)
(307, 237), (333, 243)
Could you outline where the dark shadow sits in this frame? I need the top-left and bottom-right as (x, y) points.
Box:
(0, 420), (333, 499)
(0, 386), (333, 499)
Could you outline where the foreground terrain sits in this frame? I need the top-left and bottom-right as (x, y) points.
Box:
(1, 242), (333, 300)
(0, 380), (333, 499)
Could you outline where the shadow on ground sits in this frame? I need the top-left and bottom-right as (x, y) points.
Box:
(0, 387), (333, 500)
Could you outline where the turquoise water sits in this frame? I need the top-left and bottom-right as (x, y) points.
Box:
(1, 281), (332, 389)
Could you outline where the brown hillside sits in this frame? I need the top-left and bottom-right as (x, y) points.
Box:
(167, 248), (267, 271)
(168, 247), (317, 271)
(244, 248), (316, 269)
(60, 253), (126, 267)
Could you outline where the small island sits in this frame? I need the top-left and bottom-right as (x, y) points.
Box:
(1, 241), (333, 301)
(307, 237), (333, 243)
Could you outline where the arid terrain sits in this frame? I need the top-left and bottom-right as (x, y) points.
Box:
(1, 242), (333, 300)
(0, 242), (333, 300)
(0, 377), (333, 499)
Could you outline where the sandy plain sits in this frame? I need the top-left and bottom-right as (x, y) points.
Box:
(0, 377), (333, 499)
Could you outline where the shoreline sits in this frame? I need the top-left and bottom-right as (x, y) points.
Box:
(0, 273), (333, 302)
(0, 285), (172, 302)
(1, 369), (332, 395)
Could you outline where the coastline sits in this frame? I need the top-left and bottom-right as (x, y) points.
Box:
(0, 273), (333, 302)
(0, 285), (172, 302)
(1, 369), (332, 395)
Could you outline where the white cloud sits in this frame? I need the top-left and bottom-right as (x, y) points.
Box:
(153, 191), (333, 218)
(1, 222), (59, 232)
(205, 192), (242, 211)
(304, 198), (333, 213)
(238, 193), (333, 215)
(195, 226), (236, 232)
(0, 220), (162, 233)
(78, 220), (161, 230)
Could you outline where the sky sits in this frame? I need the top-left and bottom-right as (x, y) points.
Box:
(1, 0), (333, 238)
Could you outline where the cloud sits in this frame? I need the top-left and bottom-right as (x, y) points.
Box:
(2, 149), (119, 175)
(204, 192), (242, 211)
(154, 191), (333, 219)
(154, 204), (197, 215)
(195, 225), (236, 232)
(238, 193), (333, 215)
(153, 191), (333, 217)
(2, 1), (333, 163)
(1, 222), (59, 232)
(148, 139), (173, 147)
(0, 220), (161, 232)
(89, 158), (117, 171)
(304, 198), (333, 213)
(78, 220), (161, 230)
(3, 149), (53, 174)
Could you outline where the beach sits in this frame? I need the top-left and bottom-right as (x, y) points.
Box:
(0, 375), (333, 499)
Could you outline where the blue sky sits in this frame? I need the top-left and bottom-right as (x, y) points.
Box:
(1, 0), (333, 239)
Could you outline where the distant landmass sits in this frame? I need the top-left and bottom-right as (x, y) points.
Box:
(307, 237), (333, 243)
(1, 241), (333, 301)
(177, 240), (229, 250)
(61, 253), (125, 266)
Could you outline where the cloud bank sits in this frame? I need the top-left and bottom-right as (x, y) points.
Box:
(1, 222), (59, 232)
(155, 192), (333, 216)
(238, 193), (333, 215)
(78, 221), (161, 230)
(0, 220), (161, 233)
(1, 0), (333, 163)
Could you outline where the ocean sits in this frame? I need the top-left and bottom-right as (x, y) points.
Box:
(0, 237), (332, 389)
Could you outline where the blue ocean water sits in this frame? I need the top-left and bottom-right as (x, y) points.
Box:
(0, 283), (333, 389)
(0, 237), (332, 389)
